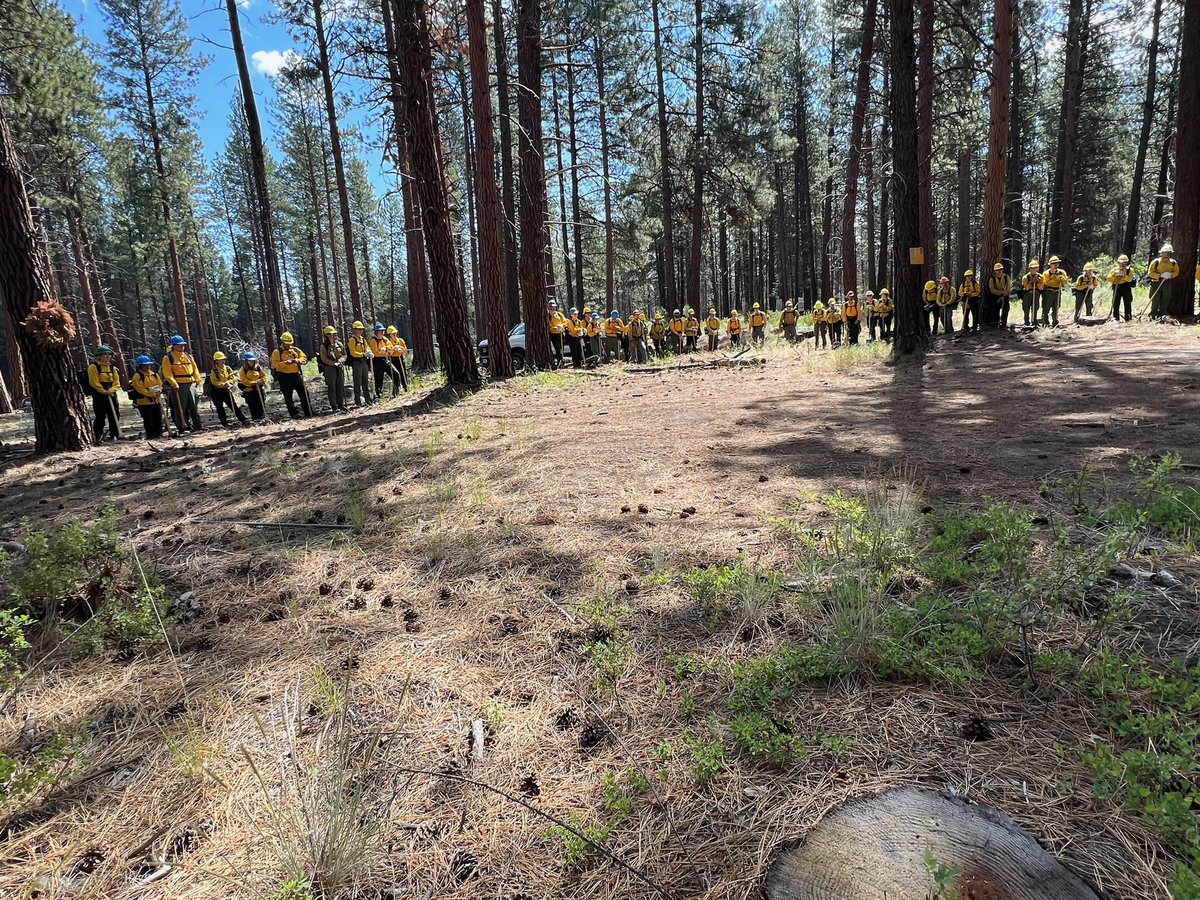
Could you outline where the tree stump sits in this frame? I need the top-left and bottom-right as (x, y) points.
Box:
(763, 786), (1098, 900)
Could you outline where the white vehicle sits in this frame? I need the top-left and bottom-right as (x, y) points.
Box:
(478, 323), (526, 370)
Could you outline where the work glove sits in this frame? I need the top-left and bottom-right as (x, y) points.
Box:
(1161, 272), (1172, 280)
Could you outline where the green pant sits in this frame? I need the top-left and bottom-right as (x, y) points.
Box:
(170, 384), (202, 432)
(350, 358), (371, 405)
(1150, 279), (1172, 319)
(322, 363), (346, 411)
(1041, 289), (1060, 327)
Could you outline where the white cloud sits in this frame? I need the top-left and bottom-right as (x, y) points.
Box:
(251, 49), (301, 77)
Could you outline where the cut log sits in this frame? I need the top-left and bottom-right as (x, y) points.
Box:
(764, 786), (1098, 900)
(1077, 315), (1110, 326)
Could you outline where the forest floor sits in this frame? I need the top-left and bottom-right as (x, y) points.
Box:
(1, 319), (1200, 900)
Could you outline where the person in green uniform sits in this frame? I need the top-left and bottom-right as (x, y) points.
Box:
(318, 325), (348, 412)
(1072, 262), (1099, 323)
(347, 321), (372, 407)
(1107, 254), (1135, 322)
(87, 345), (121, 442)
(987, 263), (1011, 329)
(1147, 243), (1180, 319)
(779, 300), (799, 343)
(1040, 256), (1069, 327)
(130, 355), (164, 439)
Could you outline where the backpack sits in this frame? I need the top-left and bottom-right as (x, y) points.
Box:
(78, 367), (102, 399)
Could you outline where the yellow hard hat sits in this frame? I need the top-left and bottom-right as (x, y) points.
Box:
(1084, 262), (1094, 270)
(323, 325), (336, 335)
(993, 263), (1004, 271)
(212, 351), (227, 360)
(280, 332), (294, 343)
(709, 308), (717, 315)
(1029, 260), (1040, 268)
(654, 313), (663, 319)
(752, 302), (761, 309)
(1117, 254), (1130, 264)
(352, 320), (365, 329)
(925, 280), (936, 291)
(814, 300), (825, 308)
(1048, 255), (1061, 264)
(964, 269), (974, 277)
(879, 288), (890, 295)
(827, 297), (836, 304)
(785, 300), (794, 307)
(387, 325), (398, 334)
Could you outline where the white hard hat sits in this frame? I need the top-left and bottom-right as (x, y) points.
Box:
(1160, 243), (1174, 254)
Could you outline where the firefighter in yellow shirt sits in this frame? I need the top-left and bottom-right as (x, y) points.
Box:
(270, 332), (312, 419)
(627, 310), (649, 363)
(318, 325), (348, 412)
(369, 323), (392, 398)
(704, 308), (722, 351)
(1020, 261), (1042, 326)
(842, 291), (863, 346)
(874, 289), (894, 342)
(933, 276), (956, 335)
(386, 326), (410, 392)
(727, 309), (744, 347)
(1072, 262), (1099, 323)
(987, 263), (1011, 329)
(958, 270), (982, 333)
(586, 311), (602, 359)
(921, 281), (939, 335)
(1107, 254), (1135, 321)
(347, 321), (372, 407)
(811, 301), (828, 348)
(547, 300), (568, 368)
(683, 307), (700, 353)
(650, 313), (667, 357)
(237, 351), (268, 421)
(827, 298), (843, 346)
(206, 350), (247, 426)
(130, 355), (165, 439)
(1147, 243), (1180, 319)
(161, 335), (203, 432)
(87, 344), (122, 442)
(603, 309), (624, 361)
(779, 300), (799, 343)
(668, 309), (686, 353)
(749, 302), (768, 346)
(1040, 256), (1069, 327)
(564, 307), (586, 369)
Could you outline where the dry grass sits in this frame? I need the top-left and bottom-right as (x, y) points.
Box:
(1, 328), (1199, 899)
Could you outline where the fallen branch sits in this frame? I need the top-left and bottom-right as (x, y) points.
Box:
(220, 520), (355, 530)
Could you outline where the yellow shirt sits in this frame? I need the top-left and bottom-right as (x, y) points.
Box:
(705, 315), (721, 335)
(1074, 273), (1099, 291)
(238, 365), (266, 391)
(842, 299), (862, 321)
(131, 371), (162, 406)
(208, 363), (236, 389)
(271, 346), (307, 374)
(727, 316), (743, 334)
(1148, 257), (1180, 282)
(988, 275), (1012, 297)
(669, 317), (685, 335)
(1022, 272), (1042, 292)
(650, 321), (666, 339)
(1107, 266), (1134, 285)
(749, 310), (767, 327)
(88, 362), (120, 394)
(586, 320), (600, 337)
(627, 317), (647, 338)
(874, 297), (893, 315)
(161, 350), (199, 386)
(389, 337), (408, 356)
(549, 311), (568, 334)
(565, 317), (586, 338)
(604, 317), (624, 337)
(348, 335), (369, 358)
(922, 288), (938, 308)
(958, 279), (981, 298)
(935, 286), (955, 307)
(684, 316), (700, 336)
(1041, 268), (1069, 290)
(780, 308), (798, 325)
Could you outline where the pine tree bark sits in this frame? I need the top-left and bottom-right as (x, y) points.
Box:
(651, 0), (679, 313)
(956, 149), (970, 275)
(567, 47), (585, 312)
(515, 0), (552, 367)
(686, 0), (705, 314)
(491, 0), (522, 328)
(981, 0), (1015, 268)
(841, 0), (878, 294)
(917, 0), (936, 280)
(389, 0), (480, 388)
(313, 0), (364, 323)
(889, 0), (928, 355)
(467, 0), (515, 377)
(1122, 0), (1162, 257)
(596, 37), (615, 311)
(1049, 0), (1092, 266)
(1004, 10), (1024, 269)
(0, 105), (91, 452)
(1149, 38), (1179, 261)
(1169, 0), (1199, 319)
(550, 65), (574, 311)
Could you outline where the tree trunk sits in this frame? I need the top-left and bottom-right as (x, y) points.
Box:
(63, 192), (101, 349)
(956, 148), (970, 275)
(821, 32), (836, 302)
(1049, 0), (1091, 266)
(0, 105), (91, 452)
(686, 0), (705, 314)
(514, 0), (552, 368)
(981, 0), (1015, 269)
(596, 37), (615, 312)
(567, 47), (585, 314)
(889, 0), (928, 355)
(467, 0), (515, 377)
(841, 0), (878, 295)
(1169, 0), (1199, 319)
(865, 121), (877, 291)
(3, 309), (27, 404)
(550, 64), (573, 312)
(389, 0), (480, 388)
(314, 0), (364, 322)
(1122, 0), (1162, 257)
(1004, 9), (1024, 269)
(917, 0), (936, 281)
(227, 0), (285, 341)
(458, 61), (482, 336)
(491, 0), (522, 328)
(651, 0), (679, 313)
(1150, 37), (1179, 261)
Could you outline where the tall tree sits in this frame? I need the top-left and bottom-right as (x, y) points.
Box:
(0, 103), (91, 452)
(596, 36), (615, 312)
(388, 0), (480, 388)
(466, 0), (514, 377)
(686, 0), (705, 314)
(841, 0), (879, 294)
(1048, 0), (1092, 265)
(979, 0), (1013, 271)
(916, 0), (936, 280)
(491, 0), (522, 328)
(651, 0), (678, 313)
(1121, 0), (1162, 257)
(1169, 0), (1199, 319)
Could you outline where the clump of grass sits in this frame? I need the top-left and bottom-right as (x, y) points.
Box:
(801, 341), (890, 373)
(679, 560), (782, 630)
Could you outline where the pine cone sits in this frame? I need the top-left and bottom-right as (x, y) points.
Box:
(22, 300), (77, 349)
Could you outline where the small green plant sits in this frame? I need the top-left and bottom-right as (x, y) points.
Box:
(729, 711), (805, 765)
(583, 630), (633, 686)
(679, 732), (725, 784)
(0, 729), (82, 805)
(267, 875), (316, 900)
(924, 849), (961, 899)
(680, 561), (782, 629)
(345, 490), (366, 530)
(311, 666), (344, 716)
(424, 429), (446, 459)
(544, 816), (615, 867)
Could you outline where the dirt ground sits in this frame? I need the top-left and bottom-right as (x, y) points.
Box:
(1, 321), (1199, 900)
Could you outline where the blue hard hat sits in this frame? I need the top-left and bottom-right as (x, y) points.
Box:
(374, 322), (385, 332)
(170, 335), (186, 346)
(242, 351), (257, 361)
(610, 310), (619, 317)
(135, 354), (153, 366)
(569, 307), (578, 314)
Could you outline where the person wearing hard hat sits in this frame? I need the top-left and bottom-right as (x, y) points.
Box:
(627, 310), (649, 363)
(161, 335), (203, 432)
(369, 323), (392, 399)
(841, 291), (863, 346)
(683, 307), (700, 353)
(861, 292), (877, 342)
(547, 300), (567, 369)
(1072, 263), (1100, 323)
(1107, 254), (1135, 322)
(603, 309), (625, 362)
(318, 325), (348, 412)
(749, 302), (768, 346)
(726, 308), (744, 347)
(86, 344), (122, 443)
(347, 321), (371, 407)
(238, 351), (268, 421)
(130, 355), (164, 439)
(920, 281), (938, 335)
(875, 289), (894, 341)
(986, 264), (1011, 329)
(1021, 261), (1042, 327)
(958, 270), (982, 333)
(270, 332), (312, 419)
(649, 312), (667, 357)
(811, 300), (828, 348)
(206, 351), (247, 427)
(668, 308), (686, 354)
(386, 326), (410, 393)
(1147, 243), (1180, 319)
(828, 297), (844, 346)
(565, 307), (586, 369)
(934, 276), (956, 335)
(1040, 256), (1069, 327)
(585, 310), (602, 359)
(779, 300), (799, 343)
(704, 308), (722, 351)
